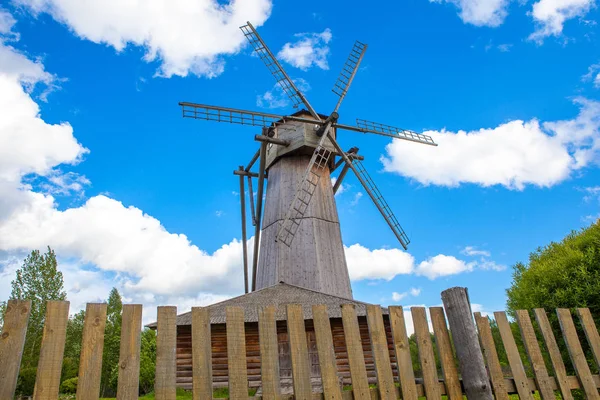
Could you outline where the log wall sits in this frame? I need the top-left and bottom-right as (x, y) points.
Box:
(175, 316), (398, 389)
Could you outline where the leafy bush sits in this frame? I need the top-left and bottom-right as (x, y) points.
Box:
(16, 367), (38, 396)
(60, 377), (78, 394)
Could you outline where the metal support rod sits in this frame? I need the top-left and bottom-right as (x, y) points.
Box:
(238, 166), (249, 294)
(254, 135), (290, 147)
(333, 163), (351, 194)
(247, 176), (256, 226)
(245, 149), (261, 172)
(251, 143), (267, 291)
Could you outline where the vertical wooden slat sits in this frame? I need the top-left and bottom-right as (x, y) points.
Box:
(389, 306), (418, 400)
(77, 303), (107, 400)
(515, 310), (555, 400)
(286, 304), (312, 400)
(533, 309), (573, 400)
(156, 306), (177, 400)
(33, 300), (70, 400)
(0, 300), (31, 400)
(366, 305), (395, 400)
(191, 307), (212, 400)
(259, 306), (281, 400)
(116, 304), (142, 400)
(577, 308), (600, 369)
(226, 306), (248, 400)
(411, 307), (440, 399)
(494, 311), (533, 400)
(312, 305), (342, 400)
(556, 308), (598, 398)
(341, 304), (370, 400)
(474, 312), (509, 400)
(430, 307), (462, 400)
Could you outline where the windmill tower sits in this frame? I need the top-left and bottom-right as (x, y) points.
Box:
(180, 22), (437, 299)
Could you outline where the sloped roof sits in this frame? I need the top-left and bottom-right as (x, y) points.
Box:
(147, 282), (384, 327)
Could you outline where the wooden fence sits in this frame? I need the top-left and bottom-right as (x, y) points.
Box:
(2, 296), (600, 399)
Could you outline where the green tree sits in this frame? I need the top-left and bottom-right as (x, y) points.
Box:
(101, 287), (123, 396)
(7, 247), (67, 368)
(139, 328), (157, 394)
(62, 309), (86, 382)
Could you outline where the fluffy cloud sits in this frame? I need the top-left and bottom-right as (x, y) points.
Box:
(392, 287), (421, 302)
(382, 98), (600, 190)
(344, 244), (414, 281)
(430, 0), (510, 27)
(416, 254), (475, 279)
(461, 246), (490, 257)
(256, 78), (310, 109)
(13, 0), (272, 78)
(277, 29), (332, 70)
(583, 63), (600, 89)
(528, 0), (595, 42)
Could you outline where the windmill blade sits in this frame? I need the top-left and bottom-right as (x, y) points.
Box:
(276, 122), (335, 246)
(332, 41), (367, 113)
(335, 119), (437, 146)
(326, 132), (410, 250)
(240, 22), (321, 121)
(180, 102), (285, 128)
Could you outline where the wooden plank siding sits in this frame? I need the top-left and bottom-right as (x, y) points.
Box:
(174, 316), (399, 390)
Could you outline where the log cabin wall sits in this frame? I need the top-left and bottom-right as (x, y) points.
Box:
(175, 316), (398, 389)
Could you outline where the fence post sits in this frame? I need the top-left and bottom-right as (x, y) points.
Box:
(441, 287), (493, 400)
(0, 300), (32, 400)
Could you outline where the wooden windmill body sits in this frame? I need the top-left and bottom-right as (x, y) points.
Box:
(180, 22), (437, 298)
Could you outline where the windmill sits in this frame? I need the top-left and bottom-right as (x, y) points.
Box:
(179, 22), (437, 299)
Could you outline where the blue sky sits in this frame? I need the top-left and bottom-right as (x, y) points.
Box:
(0, 0), (599, 325)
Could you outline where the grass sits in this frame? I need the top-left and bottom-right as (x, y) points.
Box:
(100, 387), (257, 400)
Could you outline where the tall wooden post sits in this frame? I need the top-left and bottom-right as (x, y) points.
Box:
(441, 287), (493, 400)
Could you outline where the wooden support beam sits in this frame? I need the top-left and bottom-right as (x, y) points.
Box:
(155, 306), (177, 400)
(0, 300), (31, 400)
(238, 166), (249, 294)
(441, 287), (493, 400)
(233, 170), (265, 178)
(247, 176), (256, 227)
(254, 134), (290, 146)
(77, 303), (107, 400)
(117, 304), (142, 400)
(251, 142), (267, 291)
(34, 301), (70, 400)
(333, 163), (350, 194)
(245, 148), (260, 172)
(191, 307), (212, 400)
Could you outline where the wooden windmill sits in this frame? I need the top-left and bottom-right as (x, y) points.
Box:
(179, 22), (437, 299)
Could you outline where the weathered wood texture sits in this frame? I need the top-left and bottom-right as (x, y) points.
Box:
(256, 155), (352, 298)
(430, 307), (462, 400)
(156, 306), (177, 400)
(556, 308), (598, 398)
(412, 307), (440, 399)
(117, 304), (143, 400)
(515, 310), (555, 400)
(312, 305), (342, 400)
(259, 306), (281, 399)
(533, 308), (573, 400)
(494, 311), (534, 400)
(388, 306), (418, 400)
(191, 307), (212, 400)
(474, 312), (510, 400)
(226, 307), (249, 399)
(441, 287), (493, 400)
(34, 300), (70, 400)
(366, 305), (395, 400)
(0, 300), (31, 400)
(287, 305), (312, 399)
(341, 305), (370, 400)
(77, 303), (107, 400)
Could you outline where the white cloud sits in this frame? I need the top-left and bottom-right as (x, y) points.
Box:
(344, 244), (415, 281)
(430, 0), (510, 27)
(581, 186), (600, 202)
(461, 246), (490, 257)
(13, 0), (272, 78)
(382, 98), (600, 190)
(0, 7), (18, 38)
(528, 0), (595, 43)
(416, 254), (476, 279)
(277, 29), (332, 71)
(331, 176), (349, 196)
(410, 287), (422, 296)
(583, 63), (600, 88)
(256, 78), (310, 109)
(497, 43), (513, 52)
(392, 291), (408, 301)
(350, 192), (363, 206)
